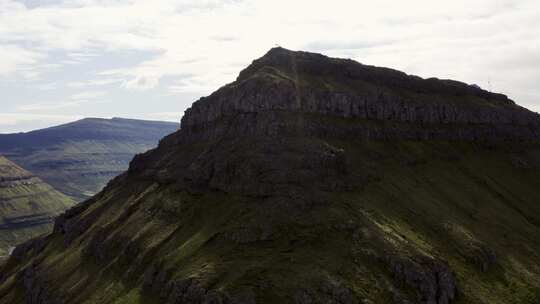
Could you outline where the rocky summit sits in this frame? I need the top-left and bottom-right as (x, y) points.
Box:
(1, 48), (540, 304)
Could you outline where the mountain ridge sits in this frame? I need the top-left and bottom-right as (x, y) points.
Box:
(0, 117), (179, 148)
(0, 117), (179, 201)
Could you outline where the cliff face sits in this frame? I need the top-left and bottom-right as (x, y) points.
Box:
(180, 48), (539, 142)
(0, 156), (74, 257)
(1, 49), (540, 304)
(0, 118), (179, 201)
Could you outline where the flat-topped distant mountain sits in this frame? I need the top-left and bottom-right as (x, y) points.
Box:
(0, 117), (179, 201)
(1, 48), (540, 304)
(0, 156), (74, 258)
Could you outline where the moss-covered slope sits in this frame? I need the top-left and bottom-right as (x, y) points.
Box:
(1, 48), (539, 304)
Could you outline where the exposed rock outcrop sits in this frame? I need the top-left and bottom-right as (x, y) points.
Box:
(387, 256), (457, 304)
(143, 262), (255, 304)
(295, 280), (358, 304)
(179, 48), (540, 143)
(15, 263), (62, 304)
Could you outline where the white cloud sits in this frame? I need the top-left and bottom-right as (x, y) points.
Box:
(167, 76), (217, 95)
(16, 91), (108, 111)
(136, 111), (181, 122)
(122, 75), (159, 90)
(36, 82), (58, 91)
(17, 100), (89, 111)
(67, 77), (123, 88)
(0, 44), (44, 76)
(70, 90), (107, 100)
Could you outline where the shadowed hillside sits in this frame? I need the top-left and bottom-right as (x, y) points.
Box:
(1, 48), (539, 304)
(0, 118), (179, 201)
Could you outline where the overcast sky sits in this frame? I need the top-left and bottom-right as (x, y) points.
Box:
(1, 0), (539, 133)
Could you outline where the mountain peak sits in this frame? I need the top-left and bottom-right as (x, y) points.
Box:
(263, 46), (295, 56)
(236, 47), (333, 82)
(238, 48), (513, 105)
(180, 49), (539, 144)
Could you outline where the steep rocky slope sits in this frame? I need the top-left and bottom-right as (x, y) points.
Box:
(1, 48), (540, 304)
(0, 118), (179, 201)
(0, 156), (74, 258)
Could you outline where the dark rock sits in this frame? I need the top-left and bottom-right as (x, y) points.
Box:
(295, 290), (313, 304)
(143, 263), (232, 304)
(294, 280), (358, 304)
(227, 291), (256, 304)
(83, 226), (107, 260)
(177, 48), (540, 144)
(53, 195), (106, 246)
(181, 137), (351, 197)
(203, 291), (225, 304)
(15, 264), (62, 304)
(469, 246), (497, 272)
(387, 256), (457, 304)
(10, 237), (47, 262)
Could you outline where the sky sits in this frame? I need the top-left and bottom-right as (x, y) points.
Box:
(0, 0), (539, 133)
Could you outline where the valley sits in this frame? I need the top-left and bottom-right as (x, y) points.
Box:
(0, 117), (179, 201)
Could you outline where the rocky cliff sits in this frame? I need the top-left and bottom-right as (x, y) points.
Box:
(180, 47), (539, 143)
(1, 48), (540, 304)
(0, 156), (74, 258)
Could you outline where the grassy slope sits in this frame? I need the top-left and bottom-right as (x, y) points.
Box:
(0, 157), (75, 257)
(1, 138), (539, 303)
(338, 139), (540, 303)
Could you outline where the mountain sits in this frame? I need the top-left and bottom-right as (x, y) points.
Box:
(0, 156), (74, 259)
(1, 48), (540, 304)
(0, 117), (179, 201)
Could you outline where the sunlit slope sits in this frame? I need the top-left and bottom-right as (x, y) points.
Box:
(0, 156), (74, 257)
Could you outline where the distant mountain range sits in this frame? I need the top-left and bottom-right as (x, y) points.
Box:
(0, 117), (179, 201)
(0, 156), (74, 257)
